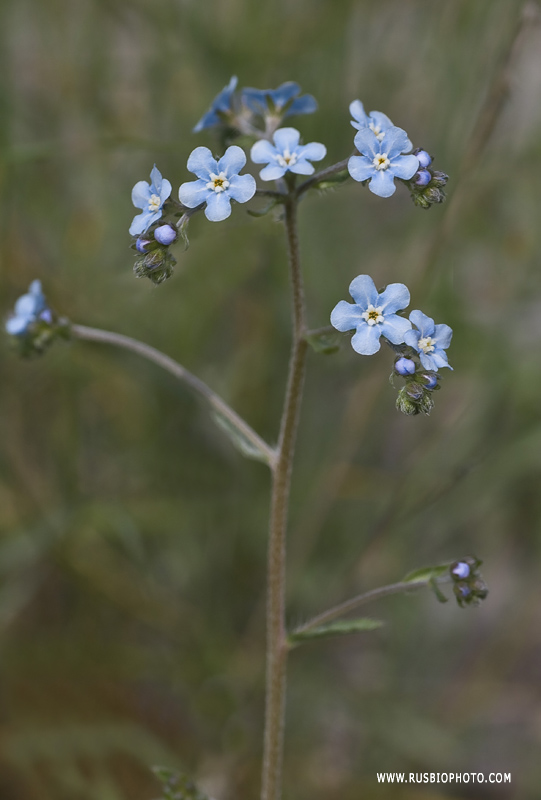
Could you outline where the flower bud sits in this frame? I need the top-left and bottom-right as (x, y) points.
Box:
(451, 561), (470, 580)
(414, 149), (432, 168)
(396, 387), (419, 416)
(405, 382), (424, 401)
(414, 169), (432, 187)
(421, 373), (438, 390)
(154, 224), (177, 246)
(136, 238), (151, 253)
(395, 357), (416, 376)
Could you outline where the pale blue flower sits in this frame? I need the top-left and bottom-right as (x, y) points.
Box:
(330, 275), (412, 355)
(179, 145), (256, 222)
(404, 310), (453, 370)
(242, 82), (317, 118)
(395, 357), (416, 376)
(348, 127), (419, 198)
(193, 76), (238, 133)
(251, 128), (326, 181)
(349, 100), (413, 152)
(6, 280), (49, 336)
(130, 166), (172, 236)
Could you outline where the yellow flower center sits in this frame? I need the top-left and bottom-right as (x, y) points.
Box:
(206, 172), (230, 193)
(361, 304), (384, 326)
(277, 149), (298, 169)
(148, 193), (162, 211)
(418, 336), (436, 354)
(373, 153), (390, 171)
(369, 121), (385, 141)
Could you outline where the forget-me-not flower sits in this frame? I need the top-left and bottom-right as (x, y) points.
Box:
(330, 275), (412, 355)
(349, 100), (413, 152)
(242, 81), (317, 118)
(251, 128), (326, 181)
(404, 310), (453, 370)
(6, 280), (50, 336)
(130, 166), (172, 236)
(348, 127), (419, 198)
(179, 145), (256, 222)
(193, 76), (238, 133)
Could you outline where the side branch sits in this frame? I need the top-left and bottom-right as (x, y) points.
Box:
(71, 324), (276, 468)
(296, 157), (351, 197)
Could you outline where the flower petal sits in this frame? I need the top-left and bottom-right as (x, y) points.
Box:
(404, 329), (421, 349)
(378, 282), (410, 314)
(348, 274), (378, 307)
(259, 164), (286, 181)
(131, 180), (151, 209)
(297, 142), (326, 162)
(351, 324), (382, 355)
(14, 294), (37, 317)
(273, 127), (301, 153)
(227, 173), (256, 203)
(289, 158), (315, 175)
(6, 315), (30, 335)
(409, 310), (434, 337)
(271, 81), (301, 107)
(150, 165), (164, 191)
(187, 147), (218, 180)
(287, 94), (317, 116)
(178, 179), (210, 209)
(368, 170), (396, 198)
(251, 139), (278, 164)
(382, 126), (413, 159)
(379, 314), (412, 344)
(348, 155), (374, 183)
(353, 128), (379, 158)
(205, 192), (232, 222)
(390, 154), (419, 180)
(434, 323), (453, 349)
(330, 300), (365, 332)
(159, 177), (172, 203)
(349, 99), (368, 127)
(218, 145), (246, 177)
(129, 209), (160, 236)
(432, 350), (452, 369)
(369, 110), (393, 132)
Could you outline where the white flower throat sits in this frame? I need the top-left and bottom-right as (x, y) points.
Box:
(207, 172), (230, 193)
(148, 194), (162, 211)
(362, 304), (384, 326)
(369, 121), (385, 141)
(373, 153), (390, 171)
(418, 336), (436, 354)
(276, 149), (298, 169)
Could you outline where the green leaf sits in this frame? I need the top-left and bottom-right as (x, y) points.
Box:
(403, 564), (450, 584)
(305, 329), (340, 355)
(152, 767), (211, 800)
(247, 197), (279, 218)
(211, 410), (272, 465)
(288, 618), (383, 646)
(313, 169), (350, 190)
(429, 578), (448, 604)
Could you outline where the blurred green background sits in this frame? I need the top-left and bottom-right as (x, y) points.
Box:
(1, 0), (541, 798)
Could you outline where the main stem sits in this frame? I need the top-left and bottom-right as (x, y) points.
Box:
(261, 195), (307, 800)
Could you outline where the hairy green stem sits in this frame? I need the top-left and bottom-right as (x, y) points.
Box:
(262, 196), (308, 800)
(71, 324), (276, 468)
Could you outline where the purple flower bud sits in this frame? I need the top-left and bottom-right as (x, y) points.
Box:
(414, 149), (432, 168)
(154, 224), (178, 246)
(136, 238), (151, 253)
(422, 373), (438, 390)
(451, 561), (471, 580)
(395, 357), (416, 376)
(414, 169), (432, 187)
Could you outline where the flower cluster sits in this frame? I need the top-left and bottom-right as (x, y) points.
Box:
(330, 275), (452, 416)
(5, 281), (68, 356)
(406, 148), (449, 209)
(450, 557), (488, 607)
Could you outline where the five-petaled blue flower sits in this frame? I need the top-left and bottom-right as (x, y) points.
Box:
(349, 100), (413, 152)
(404, 310), (453, 371)
(130, 166), (172, 236)
(6, 280), (50, 336)
(242, 81), (317, 118)
(348, 127), (419, 198)
(193, 76), (238, 134)
(251, 128), (326, 181)
(330, 275), (412, 355)
(179, 145), (256, 222)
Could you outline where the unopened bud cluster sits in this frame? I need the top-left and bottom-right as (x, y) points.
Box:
(4, 281), (70, 357)
(133, 220), (179, 286)
(450, 556), (488, 607)
(406, 149), (448, 209)
(393, 352), (441, 416)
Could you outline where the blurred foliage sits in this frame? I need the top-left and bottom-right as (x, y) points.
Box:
(1, 0), (541, 798)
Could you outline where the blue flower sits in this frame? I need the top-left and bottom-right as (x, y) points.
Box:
(193, 76), (238, 134)
(330, 275), (412, 355)
(404, 310), (453, 370)
(348, 127), (419, 198)
(130, 166), (172, 236)
(349, 100), (413, 152)
(242, 81), (317, 118)
(6, 280), (49, 336)
(178, 145), (256, 222)
(251, 128), (326, 181)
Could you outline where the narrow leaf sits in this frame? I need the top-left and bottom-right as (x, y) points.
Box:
(247, 198), (279, 218)
(403, 564), (450, 584)
(211, 410), (271, 465)
(429, 577), (449, 604)
(289, 618), (383, 646)
(305, 329), (340, 355)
